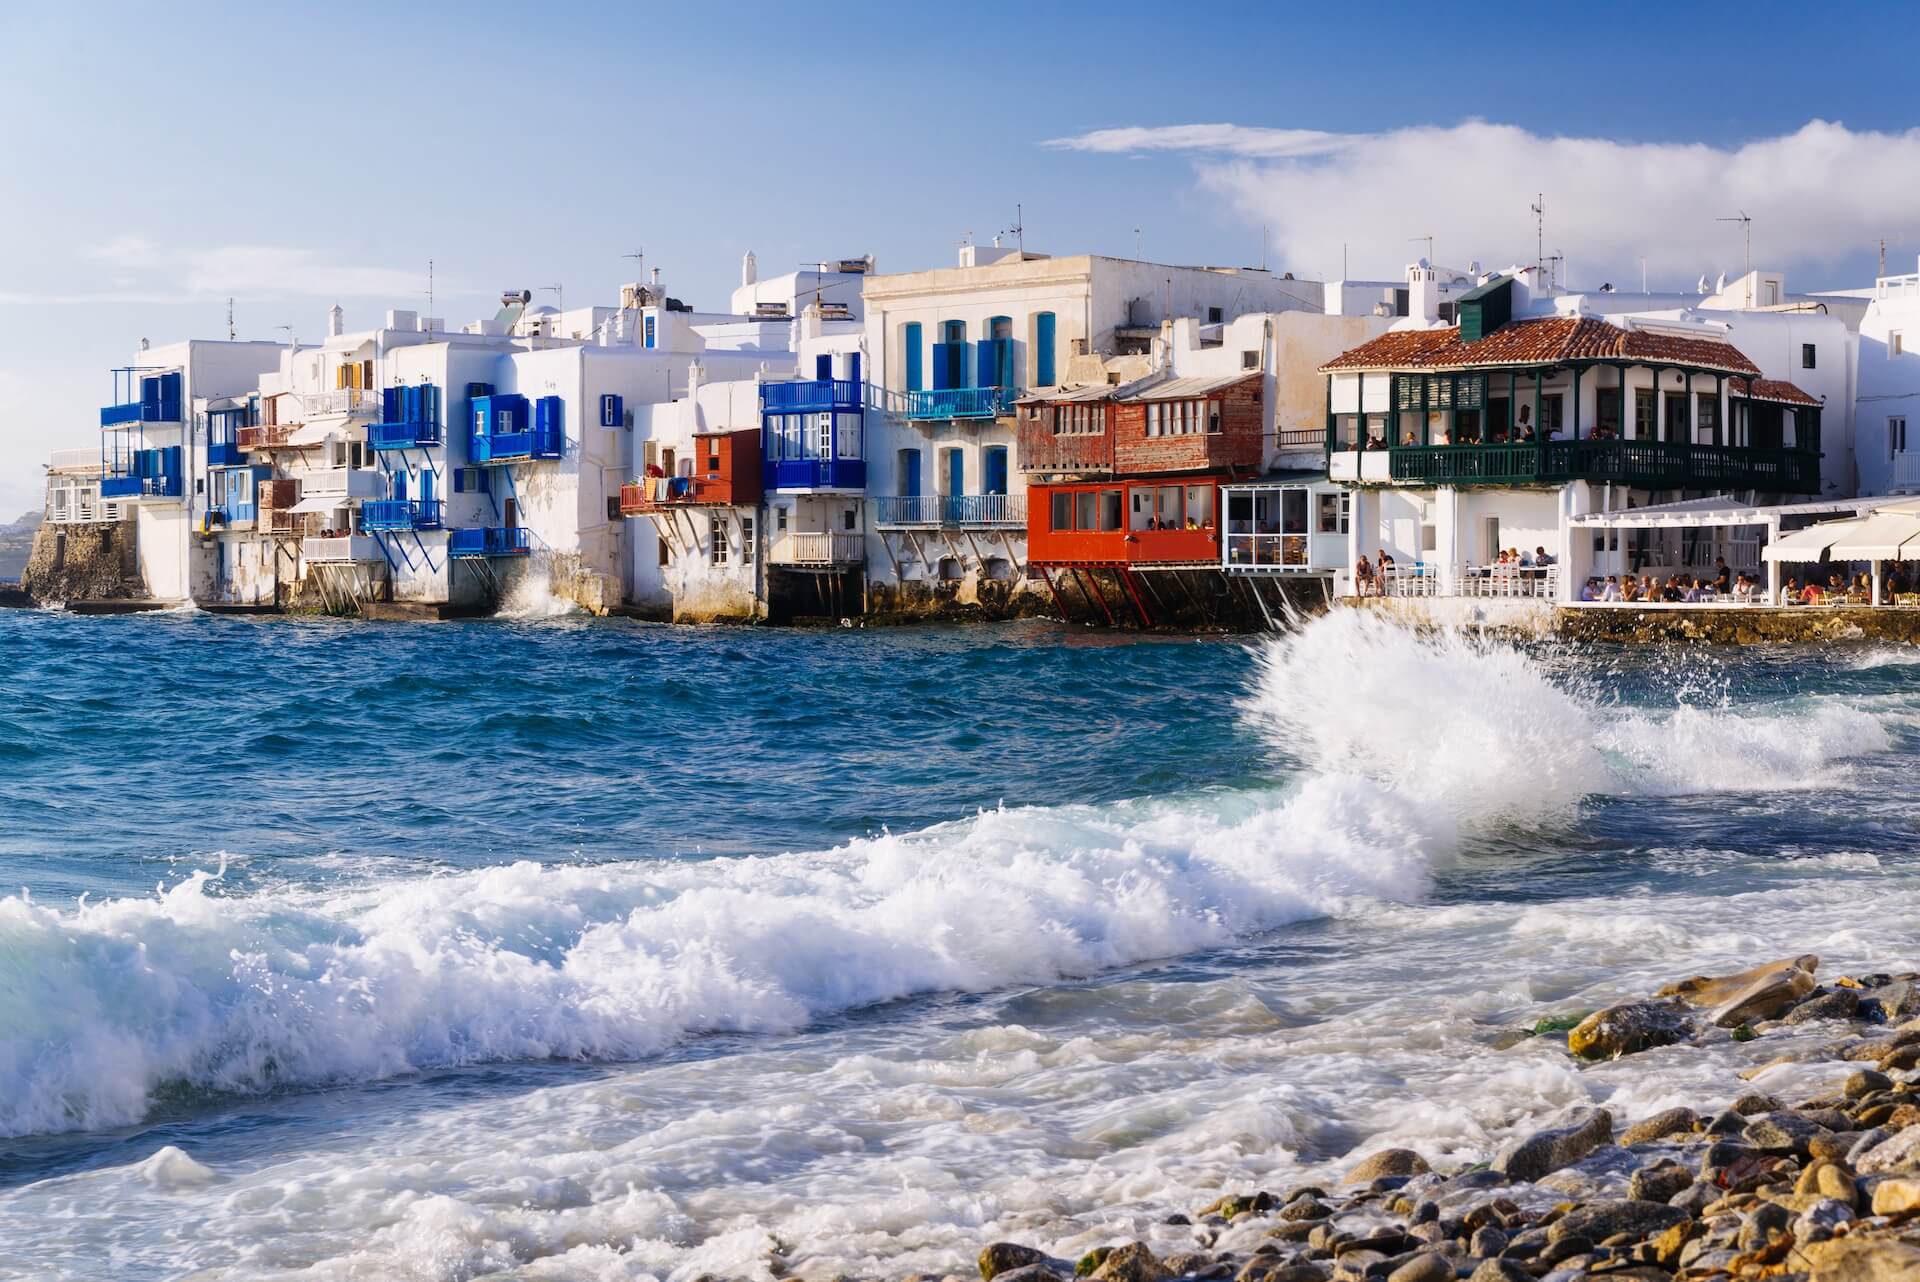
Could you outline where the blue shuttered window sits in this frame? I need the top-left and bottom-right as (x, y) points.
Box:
(903, 323), (923, 392)
(600, 394), (624, 427)
(1035, 312), (1056, 386)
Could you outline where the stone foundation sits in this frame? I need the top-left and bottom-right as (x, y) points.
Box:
(1555, 604), (1920, 645)
(22, 519), (145, 604)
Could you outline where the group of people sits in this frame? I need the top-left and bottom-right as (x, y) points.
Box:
(1351, 548), (1397, 595)
(1580, 562), (1762, 603)
(1493, 546), (1555, 568)
(1781, 570), (1904, 606)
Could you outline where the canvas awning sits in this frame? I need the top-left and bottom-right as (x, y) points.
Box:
(1764, 509), (1920, 562)
(287, 495), (345, 514)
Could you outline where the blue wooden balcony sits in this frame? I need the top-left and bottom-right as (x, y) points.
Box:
(101, 446), (182, 499)
(101, 474), (182, 499)
(207, 441), (245, 467)
(469, 423), (562, 463)
(100, 370), (184, 426)
(761, 379), (863, 413)
(764, 458), (867, 491)
(449, 526), (531, 557)
(369, 420), (443, 450)
(360, 499), (444, 531)
(99, 402), (144, 427)
(906, 387), (1019, 421)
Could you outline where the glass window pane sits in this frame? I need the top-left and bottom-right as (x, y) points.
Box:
(1130, 489), (1154, 530)
(1280, 488), (1306, 534)
(1052, 491), (1072, 530)
(1100, 490), (1123, 531)
(1185, 485), (1213, 528)
(1075, 491), (1096, 530)
(1158, 485), (1181, 526)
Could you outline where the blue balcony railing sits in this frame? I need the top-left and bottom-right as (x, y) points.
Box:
(449, 526), (531, 557)
(370, 420), (443, 450)
(99, 402), (144, 427)
(469, 423), (562, 463)
(760, 379), (864, 413)
(763, 458), (867, 491)
(207, 441), (244, 467)
(906, 386), (1020, 420)
(360, 499), (444, 531)
(101, 474), (183, 499)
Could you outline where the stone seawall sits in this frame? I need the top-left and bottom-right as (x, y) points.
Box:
(1555, 605), (1920, 645)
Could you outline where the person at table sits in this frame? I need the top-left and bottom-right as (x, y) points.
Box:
(1534, 545), (1555, 567)
(1712, 557), (1731, 594)
(1601, 575), (1623, 602)
(1800, 578), (1824, 604)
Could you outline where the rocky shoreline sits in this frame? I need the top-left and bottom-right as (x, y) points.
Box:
(960, 956), (1920, 1282)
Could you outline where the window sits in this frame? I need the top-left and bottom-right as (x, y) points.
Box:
(658, 539), (670, 567)
(607, 496), (621, 521)
(1540, 394), (1564, 434)
(1207, 307), (1223, 324)
(1033, 312), (1056, 386)
(776, 506), (788, 532)
(1074, 490), (1096, 530)
(643, 315), (656, 348)
(1802, 343), (1817, 370)
(1596, 388), (1621, 435)
(1206, 400), (1222, 434)
(1316, 491), (1349, 535)
(1892, 416), (1908, 461)
(1184, 485), (1213, 528)
(741, 514), (755, 563)
(843, 507), (857, 531)
(1052, 491), (1073, 530)
(1894, 332), (1906, 358)
(1241, 351), (1259, 370)
(1098, 490), (1123, 531)
(1129, 488), (1155, 531)
(710, 515), (730, 566)
(453, 467), (488, 493)
(600, 394), (624, 427)
(1633, 388), (1656, 439)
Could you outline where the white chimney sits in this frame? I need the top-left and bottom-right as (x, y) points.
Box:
(741, 250), (757, 288)
(1407, 260), (1440, 323)
(327, 304), (345, 338)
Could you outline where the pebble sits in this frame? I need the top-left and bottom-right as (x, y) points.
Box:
(1493, 1110), (1613, 1182)
(1619, 1107), (1696, 1146)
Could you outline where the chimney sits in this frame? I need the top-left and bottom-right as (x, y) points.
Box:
(327, 304), (345, 338)
(741, 250), (757, 288)
(1407, 260), (1440, 323)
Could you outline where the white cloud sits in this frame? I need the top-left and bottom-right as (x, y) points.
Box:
(1046, 119), (1920, 287)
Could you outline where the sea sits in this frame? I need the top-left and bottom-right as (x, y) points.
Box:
(0, 598), (1917, 1281)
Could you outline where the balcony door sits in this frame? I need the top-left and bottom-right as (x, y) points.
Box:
(944, 447), (965, 497)
(898, 449), (921, 497)
(983, 445), (1008, 496)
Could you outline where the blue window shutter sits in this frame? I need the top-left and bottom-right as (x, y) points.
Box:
(392, 470), (407, 501)
(977, 341), (993, 389)
(904, 324), (922, 392)
(1035, 312), (1056, 386)
(816, 354), (832, 380)
(644, 315), (656, 348)
(453, 468), (466, 494)
(420, 468), (436, 505)
(984, 446), (1008, 495)
(954, 341), (971, 389)
(901, 449), (921, 497)
(946, 447), (965, 497)
(931, 343), (950, 391)
(848, 352), (861, 387)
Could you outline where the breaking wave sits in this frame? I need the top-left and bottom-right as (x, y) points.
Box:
(0, 610), (1892, 1137)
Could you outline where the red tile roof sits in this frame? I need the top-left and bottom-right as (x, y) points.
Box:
(1730, 377), (1821, 407)
(1320, 316), (1762, 377)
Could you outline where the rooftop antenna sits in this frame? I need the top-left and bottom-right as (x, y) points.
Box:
(226, 297), (235, 342)
(1640, 257), (1648, 293)
(1531, 193), (1546, 280)
(426, 259), (434, 333)
(1135, 227), (1142, 259)
(1002, 204), (1024, 254)
(1546, 251), (1565, 291)
(622, 248), (645, 274)
(1261, 224), (1268, 272)
(541, 282), (563, 315)
(1410, 234), (1434, 263)
(1717, 212), (1752, 277)
(1880, 237), (1888, 278)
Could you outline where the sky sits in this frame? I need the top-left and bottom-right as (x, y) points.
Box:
(4, 0), (1920, 517)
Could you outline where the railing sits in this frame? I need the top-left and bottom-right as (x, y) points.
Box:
(769, 532), (865, 566)
(302, 534), (380, 562)
(369, 420), (442, 450)
(905, 387), (1020, 421)
(469, 424), (562, 463)
(49, 448), (103, 472)
(302, 388), (382, 418)
(101, 474), (182, 499)
(760, 378), (863, 413)
(764, 457), (866, 491)
(1877, 272), (1920, 301)
(207, 441), (245, 467)
(872, 494), (1027, 528)
(45, 497), (128, 524)
(1894, 450), (1920, 492)
(1456, 565), (1560, 599)
(448, 526), (531, 557)
(269, 508), (317, 537)
(238, 423), (300, 450)
(99, 402), (144, 427)
(1367, 440), (1820, 493)
(1276, 427), (1329, 451)
(873, 495), (942, 526)
(300, 468), (383, 500)
(359, 498), (443, 531)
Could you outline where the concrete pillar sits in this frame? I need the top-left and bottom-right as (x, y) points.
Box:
(1873, 560), (1884, 607)
(1435, 486), (1461, 596)
(1558, 482), (1590, 603)
(1766, 516), (1783, 603)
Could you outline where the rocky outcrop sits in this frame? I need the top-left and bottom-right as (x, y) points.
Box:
(21, 518), (144, 603)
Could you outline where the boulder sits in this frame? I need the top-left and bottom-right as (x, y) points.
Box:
(1741, 1111), (1832, 1155)
(1467, 1262), (1530, 1282)
(981, 1244), (1051, 1281)
(1870, 1176), (1920, 1215)
(1493, 1109), (1613, 1183)
(1621, 1107), (1697, 1146)
(1383, 1254), (1452, 1282)
(1567, 1003), (1693, 1060)
(1856, 1126), (1920, 1174)
(1546, 1199), (1687, 1244)
(1786, 988), (1862, 1025)
(1341, 1149), (1429, 1185)
(1864, 979), (1919, 1021)
(1711, 959), (1821, 1028)
(1798, 1237), (1920, 1282)
(1793, 1197), (1856, 1244)
(1091, 1243), (1168, 1282)
(1628, 1161), (1692, 1203)
(1657, 954), (1819, 1009)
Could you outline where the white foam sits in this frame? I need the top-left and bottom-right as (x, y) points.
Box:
(134, 1145), (217, 1189)
(497, 559), (586, 620)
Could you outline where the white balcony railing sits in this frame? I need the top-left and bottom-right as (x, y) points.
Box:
(769, 532), (865, 566)
(49, 448), (104, 473)
(1877, 273), (1920, 301)
(298, 468), (385, 500)
(301, 388), (382, 419)
(1893, 450), (1920, 492)
(301, 534), (382, 562)
(45, 498), (129, 525)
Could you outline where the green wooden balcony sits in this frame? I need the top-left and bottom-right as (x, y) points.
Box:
(1371, 440), (1821, 493)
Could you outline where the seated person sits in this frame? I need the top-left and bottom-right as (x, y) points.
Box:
(1579, 578), (1600, 602)
(1601, 576), (1623, 602)
(1534, 546), (1555, 566)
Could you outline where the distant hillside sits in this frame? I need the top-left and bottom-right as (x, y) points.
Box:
(9, 511), (42, 531)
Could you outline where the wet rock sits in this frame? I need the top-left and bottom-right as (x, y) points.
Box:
(1881, 1044), (1920, 1072)
(1620, 1107), (1697, 1146)
(1658, 954), (1818, 1009)
(1278, 1199), (1333, 1222)
(981, 1244), (1051, 1281)
(1742, 1110), (1831, 1155)
(1538, 1234), (1593, 1267)
(1669, 1183), (1716, 1215)
(1797, 1236), (1920, 1282)
(1547, 1200), (1687, 1245)
(1159, 1254), (1212, 1277)
(993, 1266), (1065, 1282)
(1077, 1249), (1114, 1278)
(1864, 979), (1919, 1022)
(1467, 1263), (1530, 1282)
(1383, 1253), (1452, 1282)
(1164, 1215), (1193, 1227)
(1787, 988), (1863, 1024)
(1467, 1227), (1507, 1259)
(1870, 1176), (1920, 1215)
(1737, 1201), (1791, 1252)
(1794, 1197), (1856, 1244)
(1493, 1109), (1613, 1182)
(1091, 1243), (1168, 1282)
(1648, 1218), (1699, 1267)
(1731, 1091), (1782, 1116)
(1703, 1109), (1746, 1136)
(1627, 1161), (1692, 1203)
(1856, 1126), (1920, 1174)
(1341, 1150), (1430, 1186)
(1567, 1003), (1693, 1060)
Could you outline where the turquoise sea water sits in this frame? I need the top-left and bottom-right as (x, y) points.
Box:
(0, 607), (1917, 1280)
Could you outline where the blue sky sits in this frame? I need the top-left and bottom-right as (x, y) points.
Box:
(3, 1), (1918, 515)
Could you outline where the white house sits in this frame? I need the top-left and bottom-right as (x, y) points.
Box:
(1856, 259), (1920, 498)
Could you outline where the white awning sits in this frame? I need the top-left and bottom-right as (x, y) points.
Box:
(1764, 509), (1920, 562)
(288, 495), (345, 514)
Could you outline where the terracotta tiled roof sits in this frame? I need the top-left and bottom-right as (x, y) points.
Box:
(1319, 316), (1762, 377)
(1730, 377), (1821, 407)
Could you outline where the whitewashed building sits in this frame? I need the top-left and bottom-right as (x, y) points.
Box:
(1857, 260), (1920, 498)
